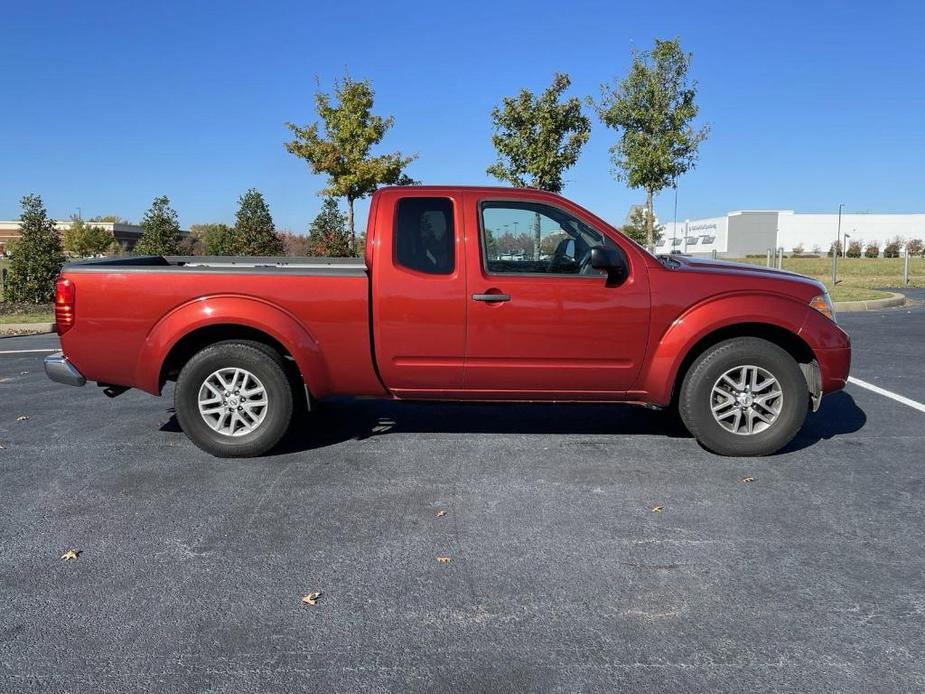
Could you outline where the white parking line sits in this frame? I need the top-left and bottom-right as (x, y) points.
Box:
(0, 348), (58, 355)
(848, 376), (925, 414)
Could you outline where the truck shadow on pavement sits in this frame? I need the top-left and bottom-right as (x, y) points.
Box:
(162, 389), (868, 457)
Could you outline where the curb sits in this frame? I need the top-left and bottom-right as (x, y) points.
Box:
(833, 292), (906, 313)
(0, 322), (55, 335)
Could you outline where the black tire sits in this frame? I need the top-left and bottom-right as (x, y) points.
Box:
(174, 341), (294, 458)
(678, 337), (808, 456)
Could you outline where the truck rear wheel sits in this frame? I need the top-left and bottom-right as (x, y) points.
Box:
(174, 341), (294, 458)
(678, 337), (808, 456)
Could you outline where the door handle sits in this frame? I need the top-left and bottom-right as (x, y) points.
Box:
(472, 293), (511, 303)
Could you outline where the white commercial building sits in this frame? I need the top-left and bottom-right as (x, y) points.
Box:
(661, 211), (925, 257)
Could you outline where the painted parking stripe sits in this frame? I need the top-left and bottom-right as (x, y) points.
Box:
(848, 376), (925, 414)
(0, 348), (58, 355)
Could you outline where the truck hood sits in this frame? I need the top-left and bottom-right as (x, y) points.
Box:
(662, 255), (824, 295)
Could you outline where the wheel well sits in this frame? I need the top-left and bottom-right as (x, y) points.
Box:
(159, 324), (301, 390)
(671, 323), (816, 403)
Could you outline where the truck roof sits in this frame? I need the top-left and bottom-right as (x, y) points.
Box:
(375, 184), (567, 198)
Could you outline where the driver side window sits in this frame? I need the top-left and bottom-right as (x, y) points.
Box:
(480, 201), (606, 275)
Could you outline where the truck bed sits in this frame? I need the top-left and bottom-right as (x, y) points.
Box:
(58, 255), (385, 399)
(66, 255), (368, 276)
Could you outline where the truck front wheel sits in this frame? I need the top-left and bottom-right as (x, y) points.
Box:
(678, 337), (808, 456)
(174, 341), (294, 458)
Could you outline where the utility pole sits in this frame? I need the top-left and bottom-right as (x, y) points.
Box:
(831, 203), (844, 286)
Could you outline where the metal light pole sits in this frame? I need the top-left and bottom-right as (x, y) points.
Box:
(673, 184), (678, 252)
(832, 203), (844, 286)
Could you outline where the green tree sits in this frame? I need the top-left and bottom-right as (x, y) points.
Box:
(306, 197), (352, 257)
(135, 195), (181, 255)
(487, 73), (590, 259)
(6, 194), (66, 303)
(190, 223), (235, 256)
(620, 206), (664, 247)
(883, 237), (902, 258)
(228, 189), (283, 256)
(88, 214), (127, 223)
(63, 216), (114, 257)
(285, 73), (416, 250)
(593, 38), (709, 251)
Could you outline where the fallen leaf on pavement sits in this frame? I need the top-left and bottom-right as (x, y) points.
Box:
(16, 416), (29, 422)
(436, 556), (451, 563)
(650, 506), (663, 513)
(301, 591), (322, 606)
(435, 510), (446, 518)
(60, 550), (80, 561)
(741, 477), (755, 483)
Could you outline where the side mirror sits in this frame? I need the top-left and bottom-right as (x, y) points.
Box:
(590, 246), (628, 285)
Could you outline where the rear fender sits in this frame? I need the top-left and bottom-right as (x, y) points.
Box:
(638, 292), (812, 405)
(135, 295), (327, 396)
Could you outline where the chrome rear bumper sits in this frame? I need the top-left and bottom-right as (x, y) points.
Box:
(44, 352), (86, 387)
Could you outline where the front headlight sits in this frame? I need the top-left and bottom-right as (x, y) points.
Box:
(809, 292), (836, 323)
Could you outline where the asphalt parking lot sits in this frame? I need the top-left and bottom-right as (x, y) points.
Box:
(2, 297), (924, 693)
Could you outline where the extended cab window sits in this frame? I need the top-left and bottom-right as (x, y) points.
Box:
(395, 197), (455, 275)
(480, 201), (609, 275)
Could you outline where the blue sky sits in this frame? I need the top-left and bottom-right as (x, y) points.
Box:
(2, 0), (923, 232)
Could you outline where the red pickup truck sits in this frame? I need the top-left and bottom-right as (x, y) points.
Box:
(45, 186), (850, 458)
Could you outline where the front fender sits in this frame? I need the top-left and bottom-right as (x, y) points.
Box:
(135, 295), (328, 396)
(637, 292), (812, 405)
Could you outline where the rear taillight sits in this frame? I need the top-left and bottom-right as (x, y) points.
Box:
(55, 278), (76, 335)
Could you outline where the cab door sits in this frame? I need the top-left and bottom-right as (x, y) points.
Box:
(462, 193), (650, 398)
(371, 190), (467, 396)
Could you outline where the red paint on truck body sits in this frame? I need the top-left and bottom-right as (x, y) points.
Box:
(57, 186), (850, 408)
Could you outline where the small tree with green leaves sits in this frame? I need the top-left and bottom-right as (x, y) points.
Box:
(593, 38), (709, 251)
(846, 239), (863, 258)
(189, 223), (235, 256)
(228, 189), (283, 256)
(306, 197), (351, 257)
(285, 74), (416, 250)
(6, 194), (66, 303)
(883, 237), (902, 258)
(620, 206), (664, 247)
(63, 216), (114, 258)
(487, 73), (590, 259)
(135, 195), (181, 255)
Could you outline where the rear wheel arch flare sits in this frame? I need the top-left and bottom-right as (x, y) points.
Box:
(158, 324), (312, 409)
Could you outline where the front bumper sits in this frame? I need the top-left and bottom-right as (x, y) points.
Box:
(44, 352), (86, 387)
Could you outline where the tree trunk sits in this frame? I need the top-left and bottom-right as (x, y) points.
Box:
(533, 211), (542, 261)
(346, 198), (355, 254)
(645, 188), (654, 253)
